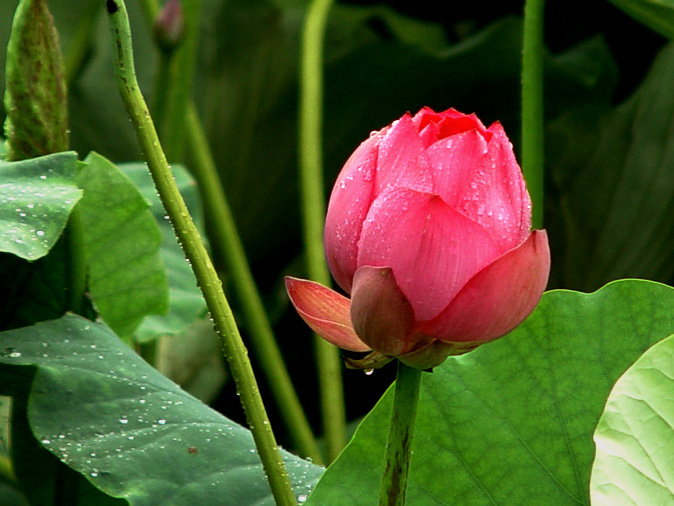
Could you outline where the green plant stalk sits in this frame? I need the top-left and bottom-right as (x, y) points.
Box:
(152, 52), (172, 133)
(521, 0), (545, 229)
(133, 0), (322, 463)
(160, 0), (200, 162)
(185, 103), (323, 463)
(0, 453), (16, 484)
(104, 2), (297, 505)
(379, 361), (422, 506)
(299, 0), (346, 463)
(63, 0), (100, 84)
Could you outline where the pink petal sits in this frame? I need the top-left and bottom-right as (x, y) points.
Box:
(324, 133), (380, 293)
(418, 230), (550, 342)
(427, 122), (532, 252)
(357, 188), (500, 321)
(412, 107), (489, 147)
(285, 277), (371, 352)
(350, 266), (419, 356)
(373, 113), (434, 197)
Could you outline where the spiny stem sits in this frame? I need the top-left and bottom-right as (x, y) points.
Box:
(521, 0), (545, 229)
(104, 2), (296, 504)
(379, 361), (422, 506)
(299, 0), (346, 463)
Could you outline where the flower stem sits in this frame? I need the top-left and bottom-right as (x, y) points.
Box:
(135, 0), (321, 463)
(299, 0), (346, 463)
(521, 0), (545, 229)
(104, 2), (296, 505)
(160, 0), (200, 162)
(185, 103), (323, 463)
(379, 361), (422, 506)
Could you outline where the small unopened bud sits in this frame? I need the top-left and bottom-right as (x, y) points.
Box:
(153, 0), (185, 54)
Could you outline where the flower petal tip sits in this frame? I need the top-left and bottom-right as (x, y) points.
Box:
(284, 276), (370, 352)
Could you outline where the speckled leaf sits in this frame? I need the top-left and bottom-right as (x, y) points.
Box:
(77, 152), (169, 341)
(0, 314), (323, 505)
(306, 280), (674, 505)
(591, 332), (674, 505)
(0, 151), (81, 260)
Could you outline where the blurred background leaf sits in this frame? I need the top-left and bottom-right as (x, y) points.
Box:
(78, 153), (169, 342)
(607, 0), (674, 39)
(548, 41), (674, 290)
(119, 161), (207, 344)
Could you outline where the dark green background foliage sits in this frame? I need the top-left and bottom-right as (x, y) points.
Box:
(1, 0), (674, 503)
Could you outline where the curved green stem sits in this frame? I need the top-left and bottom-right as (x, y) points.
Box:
(104, 2), (296, 504)
(185, 103), (323, 463)
(299, 0), (346, 463)
(379, 361), (422, 506)
(160, 0), (200, 161)
(134, 0), (321, 463)
(521, 0), (545, 229)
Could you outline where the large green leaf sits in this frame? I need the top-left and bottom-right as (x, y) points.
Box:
(0, 151), (81, 260)
(306, 280), (674, 505)
(590, 332), (674, 505)
(118, 162), (207, 343)
(0, 314), (323, 505)
(551, 40), (674, 290)
(77, 153), (169, 341)
(607, 0), (674, 39)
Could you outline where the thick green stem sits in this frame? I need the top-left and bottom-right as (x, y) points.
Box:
(104, 2), (296, 505)
(185, 103), (322, 463)
(521, 0), (545, 229)
(299, 0), (346, 463)
(379, 362), (422, 506)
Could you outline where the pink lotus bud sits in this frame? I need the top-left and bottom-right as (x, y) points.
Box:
(153, 0), (185, 54)
(287, 107), (550, 370)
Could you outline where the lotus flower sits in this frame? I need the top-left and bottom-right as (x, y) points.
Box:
(286, 107), (550, 369)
